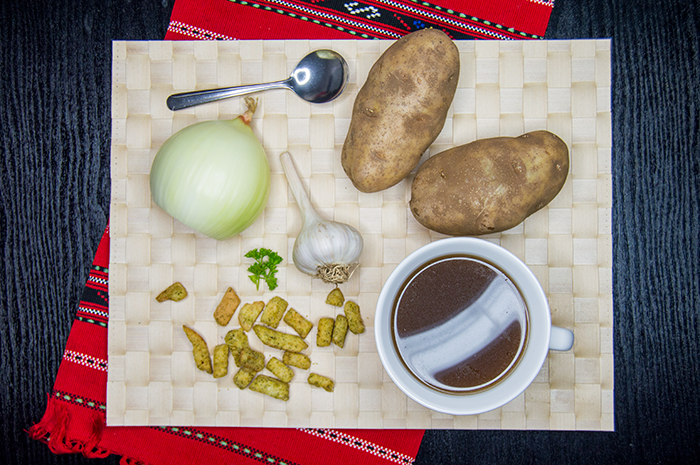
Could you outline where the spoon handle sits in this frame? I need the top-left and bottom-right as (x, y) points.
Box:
(167, 80), (291, 111)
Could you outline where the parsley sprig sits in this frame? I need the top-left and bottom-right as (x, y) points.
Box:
(244, 248), (283, 291)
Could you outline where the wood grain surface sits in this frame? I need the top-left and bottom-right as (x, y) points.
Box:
(1, 0), (699, 463)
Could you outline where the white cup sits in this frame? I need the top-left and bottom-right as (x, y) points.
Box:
(375, 237), (574, 415)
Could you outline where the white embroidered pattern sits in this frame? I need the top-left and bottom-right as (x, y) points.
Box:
(299, 428), (415, 464)
(77, 306), (109, 318)
(345, 2), (382, 19)
(167, 21), (236, 40)
(63, 350), (108, 372)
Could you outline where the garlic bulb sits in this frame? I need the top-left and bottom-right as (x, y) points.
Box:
(280, 151), (364, 284)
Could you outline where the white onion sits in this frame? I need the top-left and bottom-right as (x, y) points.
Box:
(150, 98), (270, 240)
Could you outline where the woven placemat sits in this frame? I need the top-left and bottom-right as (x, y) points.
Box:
(108, 39), (613, 430)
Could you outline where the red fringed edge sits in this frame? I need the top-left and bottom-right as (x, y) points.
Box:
(27, 394), (111, 459)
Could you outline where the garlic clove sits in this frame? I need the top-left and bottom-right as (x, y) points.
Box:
(280, 151), (364, 285)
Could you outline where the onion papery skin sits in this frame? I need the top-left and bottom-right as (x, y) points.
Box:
(150, 119), (270, 240)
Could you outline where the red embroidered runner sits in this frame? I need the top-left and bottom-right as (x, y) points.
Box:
(165, 0), (554, 41)
(31, 226), (425, 464)
(30, 1), (556, 463)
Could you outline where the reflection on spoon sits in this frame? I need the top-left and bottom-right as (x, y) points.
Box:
(293, 68), (310, 85)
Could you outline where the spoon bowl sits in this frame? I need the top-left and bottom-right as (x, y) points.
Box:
(166, 50), (349, 111)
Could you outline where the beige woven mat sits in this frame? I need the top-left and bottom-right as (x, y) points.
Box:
(108, 39), (613, 431)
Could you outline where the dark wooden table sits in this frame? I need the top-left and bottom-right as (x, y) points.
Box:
(2, 0), (699, 463)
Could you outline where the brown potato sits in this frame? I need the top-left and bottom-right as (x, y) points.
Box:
(410, 131), (569, 236)
(341, 29), (460, 193)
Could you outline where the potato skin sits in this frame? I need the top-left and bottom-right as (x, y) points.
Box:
(341, 29), (460, 193)
(410, 131), (569, 235)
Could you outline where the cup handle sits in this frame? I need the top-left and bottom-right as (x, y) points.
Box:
(549, 326), (574, 351)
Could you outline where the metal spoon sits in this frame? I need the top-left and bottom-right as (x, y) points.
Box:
(166, 49), (349, 111)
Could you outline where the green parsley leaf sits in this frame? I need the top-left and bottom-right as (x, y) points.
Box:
(244, 248), (283, 291)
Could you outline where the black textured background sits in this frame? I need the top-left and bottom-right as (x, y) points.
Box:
(1, 0), (699, 464)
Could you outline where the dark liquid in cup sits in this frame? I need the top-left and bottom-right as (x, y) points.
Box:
(392, 255), (528, 393)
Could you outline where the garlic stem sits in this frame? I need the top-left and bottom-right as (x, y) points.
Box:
(280, 151), (322, 226)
